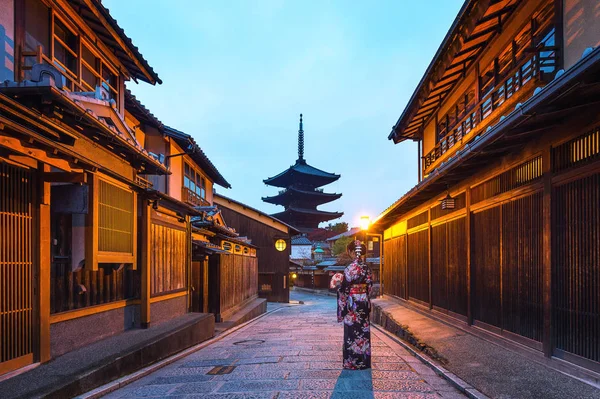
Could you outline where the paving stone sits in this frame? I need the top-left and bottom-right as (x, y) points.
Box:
(105, 291), (465, 399)
(217, 379), (300, 392)
(169, 381), (223, 395)
(299, 378), (339, 390)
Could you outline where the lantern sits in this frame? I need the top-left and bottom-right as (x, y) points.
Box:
(275, 239), (287, 251)
(441, 192), (455, 210)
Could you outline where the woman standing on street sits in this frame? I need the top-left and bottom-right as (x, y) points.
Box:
(336, 240), (373, 370)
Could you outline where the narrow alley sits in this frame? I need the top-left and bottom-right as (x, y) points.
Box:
(101, 291), (465, 399)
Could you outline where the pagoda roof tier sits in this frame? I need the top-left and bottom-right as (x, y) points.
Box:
(271, 206), (343, 228)
(264, 159), (340, 188)
(262, 186), (342, 207)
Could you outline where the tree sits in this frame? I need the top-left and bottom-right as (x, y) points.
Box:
(332, 236), (353, 256)
(327, 222), (348, 234)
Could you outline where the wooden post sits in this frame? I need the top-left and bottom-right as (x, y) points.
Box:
(85, 173), (98, 271)
(542, 147), (553, 357)
(466, 187), (473, 325)
(140, 199), (151, 328)
(38, 165), (51, 363)
(428, 209), (433, 310)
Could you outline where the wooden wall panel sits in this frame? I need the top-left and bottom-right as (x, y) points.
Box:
(150, 224), (186, 296)
(218, 254), (258, 317)
(218, 206), (290, 302)
(472, 206), (501, 328)
(502, 193), (543, 342)
(407, 229), (429, 303)
(553, 173), (600, 363)
(431, 224), (448, 309)
(383, 235), (406, 299)
(0, 162), (34, 374)
(447, 217), (468, 316)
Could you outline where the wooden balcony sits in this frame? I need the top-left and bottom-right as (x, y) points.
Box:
(182, 187), (210, 207)
(423, 51), (558, 176)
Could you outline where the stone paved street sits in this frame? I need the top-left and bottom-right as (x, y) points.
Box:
(103, 291), (465, 398)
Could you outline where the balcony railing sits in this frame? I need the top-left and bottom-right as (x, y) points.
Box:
(182, 187), (210, 207)
(423, 51), (557, 174)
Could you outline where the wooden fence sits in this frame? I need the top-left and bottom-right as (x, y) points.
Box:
(218, 254), (258, 317)
(51, 262), (138, 314)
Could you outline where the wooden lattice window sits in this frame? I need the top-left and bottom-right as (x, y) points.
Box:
(98, 179), (134, 254)
(150, 223), (187, 295)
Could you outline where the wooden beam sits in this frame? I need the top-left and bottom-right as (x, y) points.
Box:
(140, 199), (151, 328)
(38, 165), (51, 363)
(465, 187), (473, 325)
(79, 0), (156, 84)
(85, 173), (99, 271)
(542, 147), (553, 357)
(43, 172), (87, 183)
(428, 209), (433, 310)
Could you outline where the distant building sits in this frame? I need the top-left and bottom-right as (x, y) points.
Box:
(291, 235), (312, 261)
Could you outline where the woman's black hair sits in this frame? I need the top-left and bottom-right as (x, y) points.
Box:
(347, 241), (367, 255)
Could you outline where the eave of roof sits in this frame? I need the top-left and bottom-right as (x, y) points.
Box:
(262, 187), (342, 205)
(389, 0), (521, 143)
(376, 46), (600, 229)
(214, 192), (301, 235)
(264, 160), (341, 188)
(68, 0), (161, 84)
(163, 126), (231, 188)
(124, 89), (163, 129)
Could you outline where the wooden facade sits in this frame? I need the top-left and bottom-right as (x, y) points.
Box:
(214, 193), (299, 303)
(377, 0), (600, 374)
(0, 0), (235, 377)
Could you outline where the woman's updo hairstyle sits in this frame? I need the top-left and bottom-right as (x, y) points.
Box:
(347, 240), (367, 256)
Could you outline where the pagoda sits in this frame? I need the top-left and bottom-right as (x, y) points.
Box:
(263, 114), (343, 232)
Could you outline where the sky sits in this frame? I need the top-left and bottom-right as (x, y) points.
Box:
(104, 0), (463, 228)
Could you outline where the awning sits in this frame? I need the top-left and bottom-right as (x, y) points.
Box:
(193, 240), (229, 255)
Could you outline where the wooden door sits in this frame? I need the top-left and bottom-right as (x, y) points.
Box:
(0, 162), (35, 375)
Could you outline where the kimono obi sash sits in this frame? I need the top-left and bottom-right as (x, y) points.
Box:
(349, 284), (368, 295)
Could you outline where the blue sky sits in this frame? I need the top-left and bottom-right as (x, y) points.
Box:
(105, 0), (463, 227)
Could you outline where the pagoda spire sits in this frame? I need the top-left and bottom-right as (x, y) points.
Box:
(298, 113), (304, 162)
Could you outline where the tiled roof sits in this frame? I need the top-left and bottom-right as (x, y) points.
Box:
(291, 236), (312, 245)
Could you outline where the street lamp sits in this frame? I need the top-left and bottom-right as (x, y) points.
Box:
(360, 214), (383, 297)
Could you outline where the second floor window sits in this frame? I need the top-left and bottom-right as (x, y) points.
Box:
(184, 163), (206, 199)
(21, 1), (120, 106)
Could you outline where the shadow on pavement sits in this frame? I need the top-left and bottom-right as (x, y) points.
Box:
(332, 368), (375, 398)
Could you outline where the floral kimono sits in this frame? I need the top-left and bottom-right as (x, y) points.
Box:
(337, 257), (373, 370)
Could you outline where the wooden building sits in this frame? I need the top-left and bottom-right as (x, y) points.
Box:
(191, 206), (261, 322)
(374, 0), (600, 374)
(0, 0), (230, 377)
(214, 193), (300, 303)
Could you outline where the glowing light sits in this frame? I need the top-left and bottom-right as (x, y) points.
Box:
(291, 273), (297, 279)
(360, 215), (371, 231)
(275, 239), (287, 251)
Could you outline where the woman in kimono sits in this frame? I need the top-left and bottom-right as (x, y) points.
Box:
(336, 240), (373, 370)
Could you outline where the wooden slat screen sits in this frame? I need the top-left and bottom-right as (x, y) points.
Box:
(447, 217), (468, 316)
(98, 180), (134, 254)
(220, 255), (258, 315)
(51, 263), (138, 313)
(431, 224), (447, 310)
(407, 229), (429, 303)
(552, 127), (600, 173)
(472, 206), (502, 328)
(150, 224), (186, 295)
(553, 173), (600, 363)
(471, 156), (542, 204)
(407, 210), (428, 229)
(383, 235), (406, 299)
(431, 218), (468, 316)
(502, 193), (543, 342)
(0, 162), (34, 369)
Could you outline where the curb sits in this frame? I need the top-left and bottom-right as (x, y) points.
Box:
(76, 306), (290, 399)
(371, 324), (489, 399)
